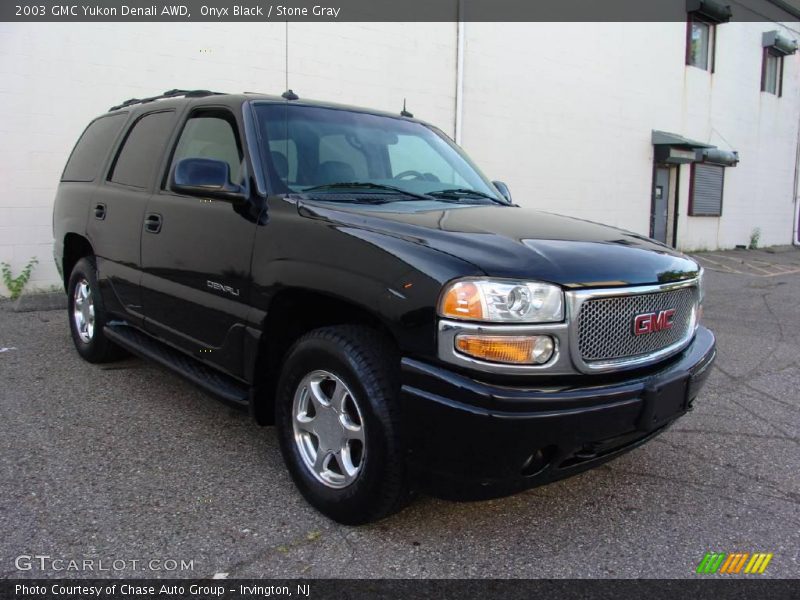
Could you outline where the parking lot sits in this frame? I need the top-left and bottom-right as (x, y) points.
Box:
(1, 247), (798, 579)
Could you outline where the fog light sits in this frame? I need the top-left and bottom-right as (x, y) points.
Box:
(454, 334), (555, 365)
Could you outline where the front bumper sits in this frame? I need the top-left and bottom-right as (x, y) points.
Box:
(401, 325), (716, 499)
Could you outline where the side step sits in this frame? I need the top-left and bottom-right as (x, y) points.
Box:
(104, 323), (249, 408)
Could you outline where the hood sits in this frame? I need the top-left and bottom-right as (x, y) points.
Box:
(297, 201), (700, 288)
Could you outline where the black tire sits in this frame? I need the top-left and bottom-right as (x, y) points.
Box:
(275, 325), (409, 524)
(67, 257), (126, 363)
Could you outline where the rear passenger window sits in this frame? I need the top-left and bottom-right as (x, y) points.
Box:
(169, 114), (243, 185)
(62, 114), (127, 182)
(110, 111), (176, 188)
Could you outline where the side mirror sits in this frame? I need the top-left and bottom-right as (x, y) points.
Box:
(171, 158), (247, 203)
(492, 180), (512, 204)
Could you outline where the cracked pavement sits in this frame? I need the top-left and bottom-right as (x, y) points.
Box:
(1, 247), (798, 579)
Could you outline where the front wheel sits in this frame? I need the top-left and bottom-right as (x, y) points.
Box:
(275, 325), (409, 524)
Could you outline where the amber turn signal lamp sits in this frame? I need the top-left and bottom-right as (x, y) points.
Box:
(455, 334), (555, 365)
(440, 281), (484, 320)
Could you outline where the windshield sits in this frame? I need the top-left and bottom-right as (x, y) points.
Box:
(253, 103), (503, 204)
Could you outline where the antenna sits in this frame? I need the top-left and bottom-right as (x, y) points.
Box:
(282, 89), (299, 100)
(285, 21), (289, 92)
(400, 98), (414, 118)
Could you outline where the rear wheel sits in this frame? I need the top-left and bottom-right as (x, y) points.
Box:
(275, 325), (408, 524)
(67, 257), (126, 363)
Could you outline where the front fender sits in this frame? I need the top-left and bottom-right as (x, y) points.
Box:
(249, 198), (482, 358)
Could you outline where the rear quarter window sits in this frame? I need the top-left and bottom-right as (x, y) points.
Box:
(61, 113), (127, 182)
(109, 110), (177, 189)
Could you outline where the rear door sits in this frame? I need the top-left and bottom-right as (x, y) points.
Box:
(87, 109), (178, 325)
(140, 107), (258, 376)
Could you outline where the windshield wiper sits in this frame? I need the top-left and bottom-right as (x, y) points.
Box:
(301, 182), (431, 200)
(426, 188), (505, 204)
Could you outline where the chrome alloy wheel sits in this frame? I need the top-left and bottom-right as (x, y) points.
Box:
(292, 370), (366, 489)
(72, 278), (95, 343)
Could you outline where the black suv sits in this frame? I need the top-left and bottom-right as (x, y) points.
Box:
(53, 89), (716, 524)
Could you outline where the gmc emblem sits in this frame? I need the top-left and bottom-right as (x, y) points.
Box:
(633, 309), (675, 335)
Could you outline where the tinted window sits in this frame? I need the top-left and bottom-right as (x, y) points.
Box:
(62, 114), (127, 182)
(319, 134), (369, 180)
(110, 111), (176, 188)
(255, 104), (499, 200)
(387, 135), (469, 187)
(268, 138), (298, 184)
(170, 115), (243, 185)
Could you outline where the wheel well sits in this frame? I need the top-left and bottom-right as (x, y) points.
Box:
(62, 233), (94, 288)
(251, 289), (396, 425)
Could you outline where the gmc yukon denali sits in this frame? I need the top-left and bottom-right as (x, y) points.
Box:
(53, 89), (716, 524)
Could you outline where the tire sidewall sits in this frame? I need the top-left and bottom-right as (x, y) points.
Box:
(67, 257), (109, 361)
(276, 335), (395, 521)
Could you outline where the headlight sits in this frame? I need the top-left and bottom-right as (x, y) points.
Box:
(439, 278), (564, 323)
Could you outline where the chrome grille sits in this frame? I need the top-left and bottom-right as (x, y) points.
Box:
(577, 287), (697, 363)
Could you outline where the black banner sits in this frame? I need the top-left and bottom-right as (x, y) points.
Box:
(2, 579), (800, 600)
(2, 0), (800, 22)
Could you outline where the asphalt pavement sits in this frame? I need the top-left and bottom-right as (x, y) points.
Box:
(1, 247), (798, 579)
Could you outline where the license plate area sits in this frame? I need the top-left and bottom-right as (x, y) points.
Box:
(638, 373), (689, 430)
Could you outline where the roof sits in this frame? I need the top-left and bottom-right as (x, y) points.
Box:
(106, 89), (425, 124)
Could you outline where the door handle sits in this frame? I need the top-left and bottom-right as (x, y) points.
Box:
(144, 213), (163, 234)
(94, 203), (106, 220)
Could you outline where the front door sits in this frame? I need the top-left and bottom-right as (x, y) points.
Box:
(652, 167), (670, 244)
(140, 108), (258, 377)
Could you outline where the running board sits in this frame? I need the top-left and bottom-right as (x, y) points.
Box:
(104, 323), (249, 407)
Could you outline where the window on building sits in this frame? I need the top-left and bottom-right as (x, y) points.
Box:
(761, 49), (783, 95)
(62, 113), (127, 182)
(689, 163), (725, 217)
(685, 1), (731, 71)
(109, 111), (176, 188)
(686, 15), (715, 71)
(169, 113), (243, 186)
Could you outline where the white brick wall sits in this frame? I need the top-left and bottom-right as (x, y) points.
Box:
(0, 20), (798, 295)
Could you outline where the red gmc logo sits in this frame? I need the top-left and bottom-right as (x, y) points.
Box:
(633, 309), (676, 335)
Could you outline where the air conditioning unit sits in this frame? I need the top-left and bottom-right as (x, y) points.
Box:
(686, 0), (732, 23)
(697, 148), (739, 167)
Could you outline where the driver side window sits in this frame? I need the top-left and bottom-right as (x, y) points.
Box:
(169, 114), (243, 186)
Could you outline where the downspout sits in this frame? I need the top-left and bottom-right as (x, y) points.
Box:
(454, 1), (465, 144)
(794, 111), (800, 245)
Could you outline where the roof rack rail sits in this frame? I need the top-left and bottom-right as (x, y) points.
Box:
(109, 89), (224, 112)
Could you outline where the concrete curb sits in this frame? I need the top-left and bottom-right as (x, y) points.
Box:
(13, 291), (67, 312)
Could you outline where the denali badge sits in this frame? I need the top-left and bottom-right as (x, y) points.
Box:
(633, 309), (675, 335)
(207, 280), (240, 297)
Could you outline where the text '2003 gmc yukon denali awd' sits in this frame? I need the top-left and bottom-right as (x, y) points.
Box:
(53, 89), (716, 524)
